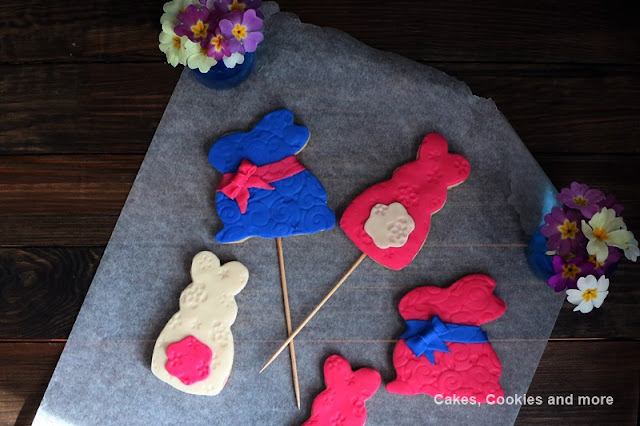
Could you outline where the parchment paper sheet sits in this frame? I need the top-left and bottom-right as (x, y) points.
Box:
(34, 3), (563, 425)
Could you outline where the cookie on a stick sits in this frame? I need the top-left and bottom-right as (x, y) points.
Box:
(261, 133), (470, 372)
(209, 109), (336, 406)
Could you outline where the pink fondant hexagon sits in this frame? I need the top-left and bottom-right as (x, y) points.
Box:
(165, 336), (213, 386)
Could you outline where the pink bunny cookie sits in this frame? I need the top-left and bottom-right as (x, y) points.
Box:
(340, 133), (470, 270)
(386, 274), (506, 402)
(303, 355), (381, 426)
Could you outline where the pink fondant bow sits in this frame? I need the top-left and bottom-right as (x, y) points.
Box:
(216, 156), (306, 214)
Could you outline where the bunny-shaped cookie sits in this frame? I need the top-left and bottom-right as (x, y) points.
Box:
(151, 251), (248, 395)
(340, 133), (470, 270)
(209, 109), (335, 243)
(303, 355), (381, 426)
(386, 274), (506, 402)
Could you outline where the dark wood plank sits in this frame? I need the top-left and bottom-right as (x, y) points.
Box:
(0, 64), (180, 155)
(0, 342), (64, 426)
(1, 1), (638, 64)
(1, 154), (638, 246)
(1, 63), (638, 154)
(0, 341), (636, 424)
(0, 154), (139, 246)
(0, 0), (160, 63)
(0, 154), (141, 215)
(0, 248), (102, 339)
(0, 247), (637, 340)
(517, 341), (640, 425)
(442, 64), (640, 155)
(0, 215), (118, 247)
(537, 155), (640, 225)
(278, 0), (640, 65)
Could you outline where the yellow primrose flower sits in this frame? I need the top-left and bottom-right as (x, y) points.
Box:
(159, 21), (197, 67)
(161, 0), (200, 25)
(186, 45), (219, 73)
(581, 207), (633, 262)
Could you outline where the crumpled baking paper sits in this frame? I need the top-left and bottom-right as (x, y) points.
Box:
(34, 3), (562, 425)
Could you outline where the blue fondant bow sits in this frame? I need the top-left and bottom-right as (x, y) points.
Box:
(400, 315), (489, 364)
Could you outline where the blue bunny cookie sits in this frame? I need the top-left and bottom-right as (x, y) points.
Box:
(209, 109), (336, 243)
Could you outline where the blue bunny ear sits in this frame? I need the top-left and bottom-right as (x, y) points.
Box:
(255, 109), (295, 131)
(255, 109), (310, 154)
(209, 109), (311, 173)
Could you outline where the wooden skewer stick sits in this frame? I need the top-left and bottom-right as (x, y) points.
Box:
(276, 237), (301, 409)
(260, 252), (368, 373)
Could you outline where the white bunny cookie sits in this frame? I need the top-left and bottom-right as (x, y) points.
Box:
(151, 251), (248, 395)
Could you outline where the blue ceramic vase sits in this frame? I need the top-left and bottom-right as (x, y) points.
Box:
(527, 227), (554, 280)
(191, 52), (255, 90)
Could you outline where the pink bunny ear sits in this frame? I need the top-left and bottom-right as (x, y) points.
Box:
(418, 133), (471, 188)
(417, 133), (449, 161)
(323, 355), (354, 387)
(352, 367), (382, 399)
(398, 274), (506, 326)
(417, 133), (470, 188)
(444, 152), (471, 187)
(304, 356), (381, 426)
(323, 356), (381, 393)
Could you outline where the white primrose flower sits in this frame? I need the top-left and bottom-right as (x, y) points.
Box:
(566, 275), (609, 314)
(621, 233), (639, 262)
(222, 52), (245, 69)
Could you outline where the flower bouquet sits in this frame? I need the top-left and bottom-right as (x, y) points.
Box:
(531, 182), (638, 313)
(159, 0), (264, 87)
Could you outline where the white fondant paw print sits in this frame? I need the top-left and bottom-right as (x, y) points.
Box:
(364, 203), (416, 249)
(151, 251), (249, 395)
(372, 204), (389, 215)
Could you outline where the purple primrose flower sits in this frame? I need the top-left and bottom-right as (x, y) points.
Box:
(541, 206), (585, 256)
(548, 255), (595, 292)
(598, 193), (624, 216)
(558, 182), (605, 219)
(207, 28), (232, 60)
(175, 4), (214, 43)
(219, 9), (264, 54)
(213, 0), (262, 15)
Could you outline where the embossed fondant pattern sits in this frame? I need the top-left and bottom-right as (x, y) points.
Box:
(341, 133), (470, 270)
(302, 355), (381, 426)
(151, 251), (249, 395)
(364, 202), (415, 249)
(386, 275), (506, 402)
(209, 109), (336, 243)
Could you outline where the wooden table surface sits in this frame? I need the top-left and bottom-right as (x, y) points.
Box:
(1, 1), (638, 424)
